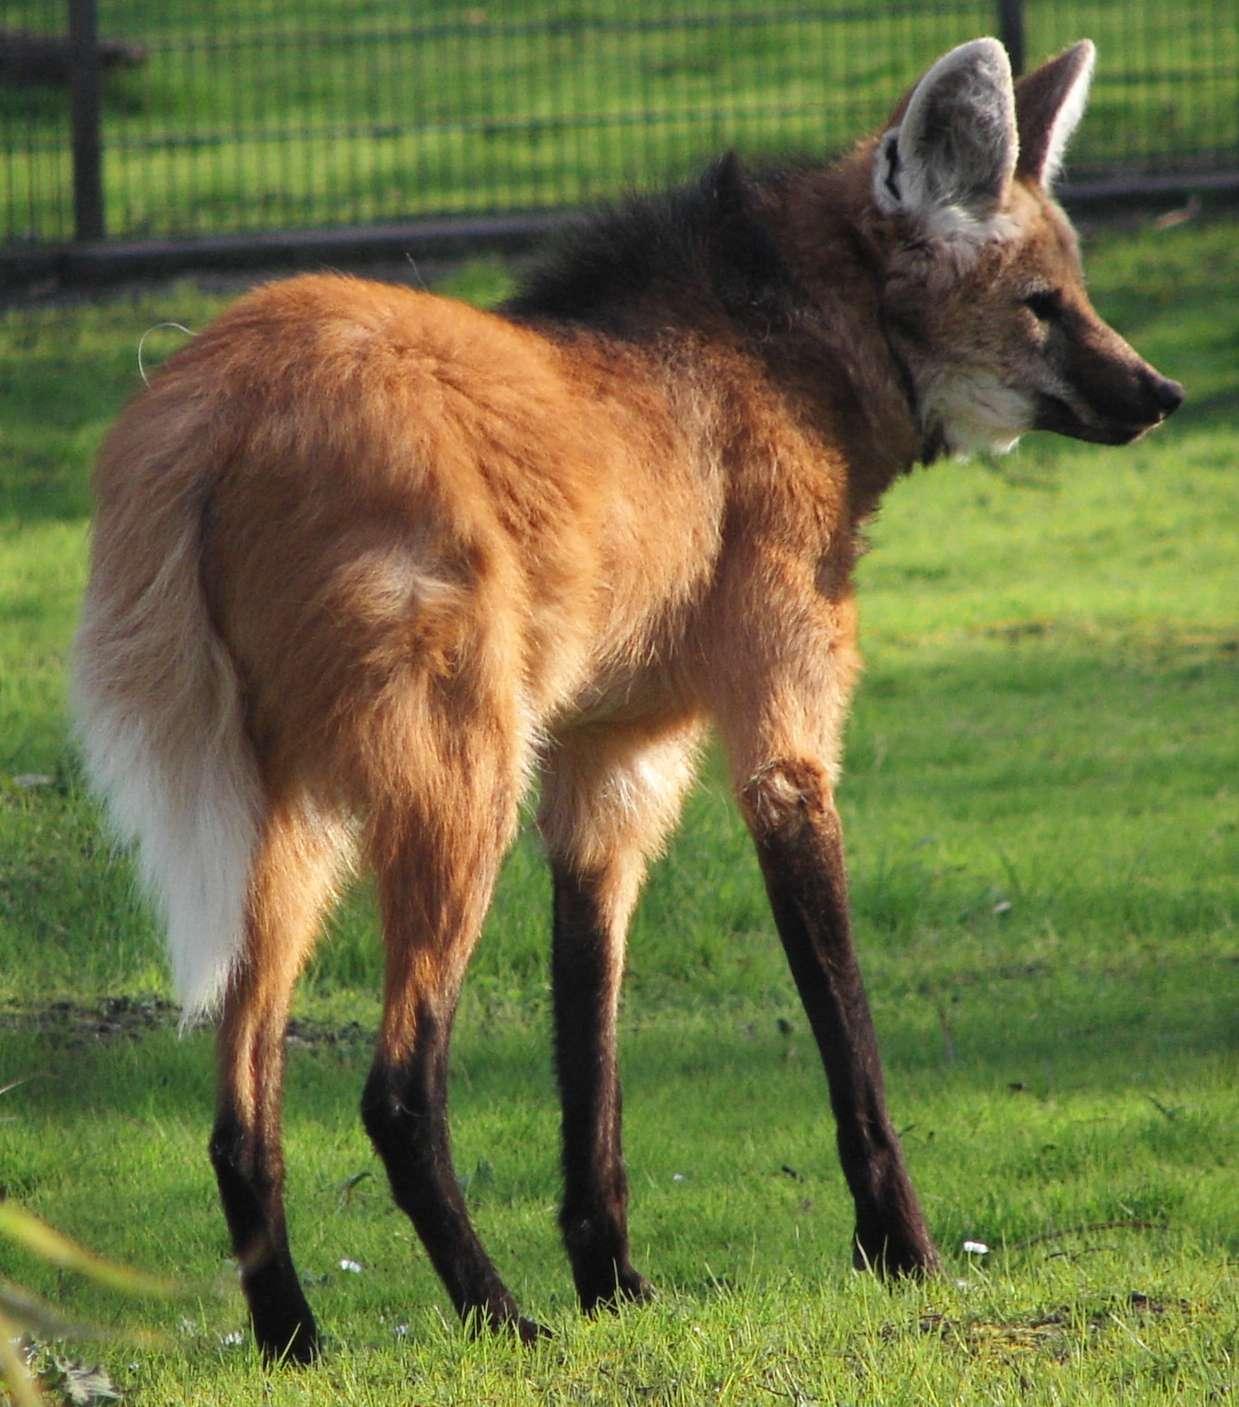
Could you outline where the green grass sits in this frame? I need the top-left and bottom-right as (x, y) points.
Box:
(0, 216), (1236, 1404)
(3, 0), (1237, 243)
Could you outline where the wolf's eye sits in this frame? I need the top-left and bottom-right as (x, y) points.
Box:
(1023, 289), (1063, 322)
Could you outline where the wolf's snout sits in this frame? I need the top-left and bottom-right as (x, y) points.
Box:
(1142, 369), (1185, 418)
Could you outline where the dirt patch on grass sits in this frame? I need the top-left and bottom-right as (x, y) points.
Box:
(0, 996), (373, 1048)
(893, 1292), (1199, 1363)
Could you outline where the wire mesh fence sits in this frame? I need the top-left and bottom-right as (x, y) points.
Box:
(2, 0), (1237, 255)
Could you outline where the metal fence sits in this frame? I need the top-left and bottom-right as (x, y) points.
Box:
(2, 0), (1237, 262)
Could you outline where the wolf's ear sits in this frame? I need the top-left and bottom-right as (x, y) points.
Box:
(873, 37), (1017, 224)
(1014, 40), (1095, 187)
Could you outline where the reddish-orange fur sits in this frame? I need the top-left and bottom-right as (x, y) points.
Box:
(73, 40), (1181, 1360)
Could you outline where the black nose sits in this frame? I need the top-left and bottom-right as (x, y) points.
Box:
(1143, 370), (1185, 416)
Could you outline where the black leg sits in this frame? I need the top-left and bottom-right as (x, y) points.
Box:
(361, 1006), (546, 1342)
(551, 863), (651, 1311)
(744, 758), (939, 1276)
(207, 804), (343, 1364)
(359, 761), (546, 1341)
(210, 978), (319, 1366)
(210, 1097), (319, 1364)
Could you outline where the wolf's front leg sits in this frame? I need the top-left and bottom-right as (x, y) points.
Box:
(550, 860), (654, 1310)
(540, 719), (703, 1309)
(739, 755), (939, 1276)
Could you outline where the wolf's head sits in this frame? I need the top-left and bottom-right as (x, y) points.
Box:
(869, 38), (1183, 458)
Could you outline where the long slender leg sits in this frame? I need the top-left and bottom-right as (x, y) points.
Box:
(551, 860), (651, 1309)
(209, 806), (344, 1363)
(360, 785), (544, 1341)
(540, 721), (700, 1309)
(740, 756), (938, 1275)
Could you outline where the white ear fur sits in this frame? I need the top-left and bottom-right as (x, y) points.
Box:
(873, 37), (1017, 224)
(1036, 41), (1095, 185)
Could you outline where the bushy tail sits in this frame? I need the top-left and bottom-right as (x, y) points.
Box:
(71, 379), (260, 1023)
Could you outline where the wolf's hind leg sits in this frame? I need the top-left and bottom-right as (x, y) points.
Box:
(360, 744), (546, 1341)
(210, 801), (346, 1364)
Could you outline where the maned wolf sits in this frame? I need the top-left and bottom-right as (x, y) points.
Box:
(72, 37), (1182, 1361)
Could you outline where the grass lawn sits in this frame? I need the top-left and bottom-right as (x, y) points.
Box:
(0, 213), (1236, 1404)
(3, 0), (1237, 243)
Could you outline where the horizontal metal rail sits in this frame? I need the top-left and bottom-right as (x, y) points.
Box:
(5, 172), (1237, 298)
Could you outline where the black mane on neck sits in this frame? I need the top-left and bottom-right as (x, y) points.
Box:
(504, 153), (801, 336)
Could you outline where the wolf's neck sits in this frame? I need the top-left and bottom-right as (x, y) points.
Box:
(754, 161), (931, 510)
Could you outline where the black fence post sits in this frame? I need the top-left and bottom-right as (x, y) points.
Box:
(998, 0), (1025, 76)
(69, 0), (105, 241)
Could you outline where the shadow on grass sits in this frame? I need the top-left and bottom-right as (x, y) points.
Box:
(4, 621), (1232, 1090)
(4, 928), (1231, 1130)
(2, 545), (1231, 1328)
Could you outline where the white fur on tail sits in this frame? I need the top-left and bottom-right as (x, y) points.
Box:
(71, 458), (260, 1026)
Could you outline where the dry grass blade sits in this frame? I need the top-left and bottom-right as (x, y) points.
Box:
(0, 1205), (173, 1297)
(0, 1308), (43, 1407)
(0, 1281), (104, 1343)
